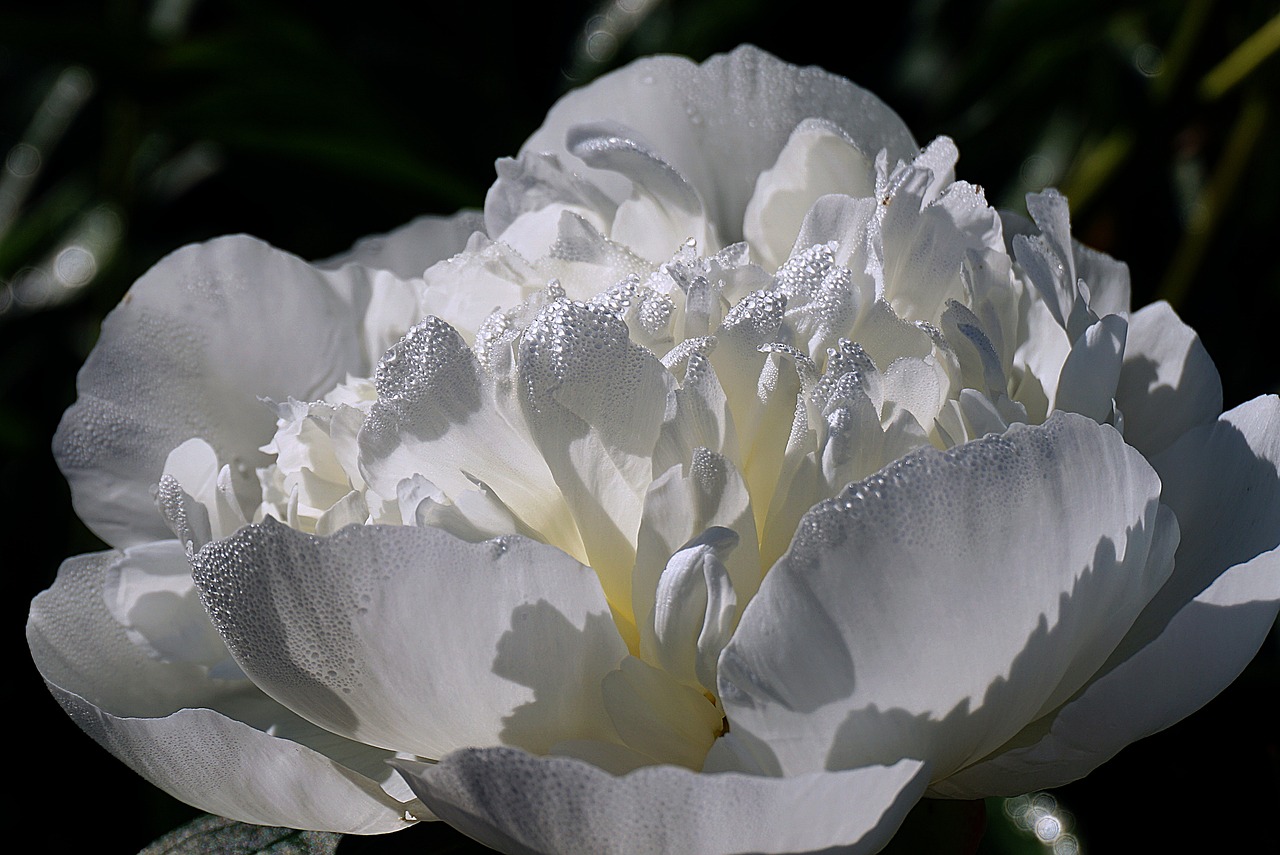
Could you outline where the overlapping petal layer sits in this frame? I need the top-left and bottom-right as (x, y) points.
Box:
(28, 546), (422, 833)
(29, 44), (1280, 855)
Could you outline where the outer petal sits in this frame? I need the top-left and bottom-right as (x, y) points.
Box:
(394, 747), (929, 855)
(1114, 300), (1223, 457)
(1114, 395), (1280, 658)
(54, 236), (381, 548)
(44, 692), (419, 834)
(315, 210), (483, 278)
(718, 413), (1176, 780)
(519, 45), (917, 245)
(191, 520), (628, 760)
(27, 546), (418, 833)
(933, 543), (1280, 796)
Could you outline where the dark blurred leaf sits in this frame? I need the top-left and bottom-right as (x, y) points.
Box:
(139, 815), (341, 855)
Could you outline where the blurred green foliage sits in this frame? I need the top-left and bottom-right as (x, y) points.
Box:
(5, 1), (1276, 852)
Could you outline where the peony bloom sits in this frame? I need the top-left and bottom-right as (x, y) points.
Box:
(28, 45), (1279, 853)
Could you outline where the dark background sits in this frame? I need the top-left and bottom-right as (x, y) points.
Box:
(4, 0), (1277, 852)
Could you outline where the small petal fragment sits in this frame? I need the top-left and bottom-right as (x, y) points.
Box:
(316, 210), (482, 279)
(1115, 301), (1222, 456)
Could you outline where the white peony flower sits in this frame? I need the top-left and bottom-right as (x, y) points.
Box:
(29, 46), (1279, 853)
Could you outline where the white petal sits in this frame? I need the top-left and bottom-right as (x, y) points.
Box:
(315, 210), (482, 278)
(718, 413), (1175, 780)
(1126, 394), (1280, 647)
(520, 46), (917, 244)
(394, 747), (929, 855)
(53, 236), (384, 548)
(642, 527), (741, 693)
(359, 316), (582, 553)
(569, 121), (716, 262)
(953, 395), (1280, 796)
(1052, 312), (1127, 422)
(653, 338), (737, 472)
(1072, 240), (1130, 319)
(632, 451), (761, 654)
(709, 294), (804, 534)
(419, 232), (549, 341)
(517, 299), (674, 616)
(27, 545), (420, 832)
(1009, 294), (1070, 423)
(934, 543), (1279, 797)
(601, 656), (723, 769)
(191, 521), (628, 760)
(44, 689), (419, 833)
(485, 152), (617, 261)
(1114, 300), (1222, 456)
(879, 177), (995, 324)
(30, 545), (238, 715)
(744, 119), (879, 270)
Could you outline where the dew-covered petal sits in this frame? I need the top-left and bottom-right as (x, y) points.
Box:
(568, 121), (717, 262)
(315, 210), (483, 279)
(790, 194), (879, 271)
(1114, 300), (1222, 457)
(359, 316), (582, 553)
(53, 236), (390, 549)
(718, 413), (1175, 780)
(30, 544), (240, 715)
(485, 152), (617, 262)
(517, 299), (675, 621)
(419, 234), (546, 342)
(1012, 190), (1080, 334)
(536, 213), (656, 304)
(27, 544), (422, 833)
(519, 46), (917, 246)
(933, 542), (1280, 797)
(878, 175), (998, 325)
(654, 338), (737, 471)
(394, 747), (929, 855)
(744, 119), (879, 271)
(191, 520), (628, 761)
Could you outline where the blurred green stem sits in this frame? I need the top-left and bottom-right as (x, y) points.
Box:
(1200, 11), (1280, 100)
(1152, 0), (1214, 101)
(1058, 129), (1134, 214)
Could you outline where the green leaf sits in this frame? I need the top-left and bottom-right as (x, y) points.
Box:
(139, 815), (342, 855)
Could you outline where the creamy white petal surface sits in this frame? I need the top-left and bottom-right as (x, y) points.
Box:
(191, 521), (627, 760)
(32, 44), (1278, 854)
(395, 748), (928, 855)
(28, 546), (423, 833)
(718, 414), (1177, 780)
